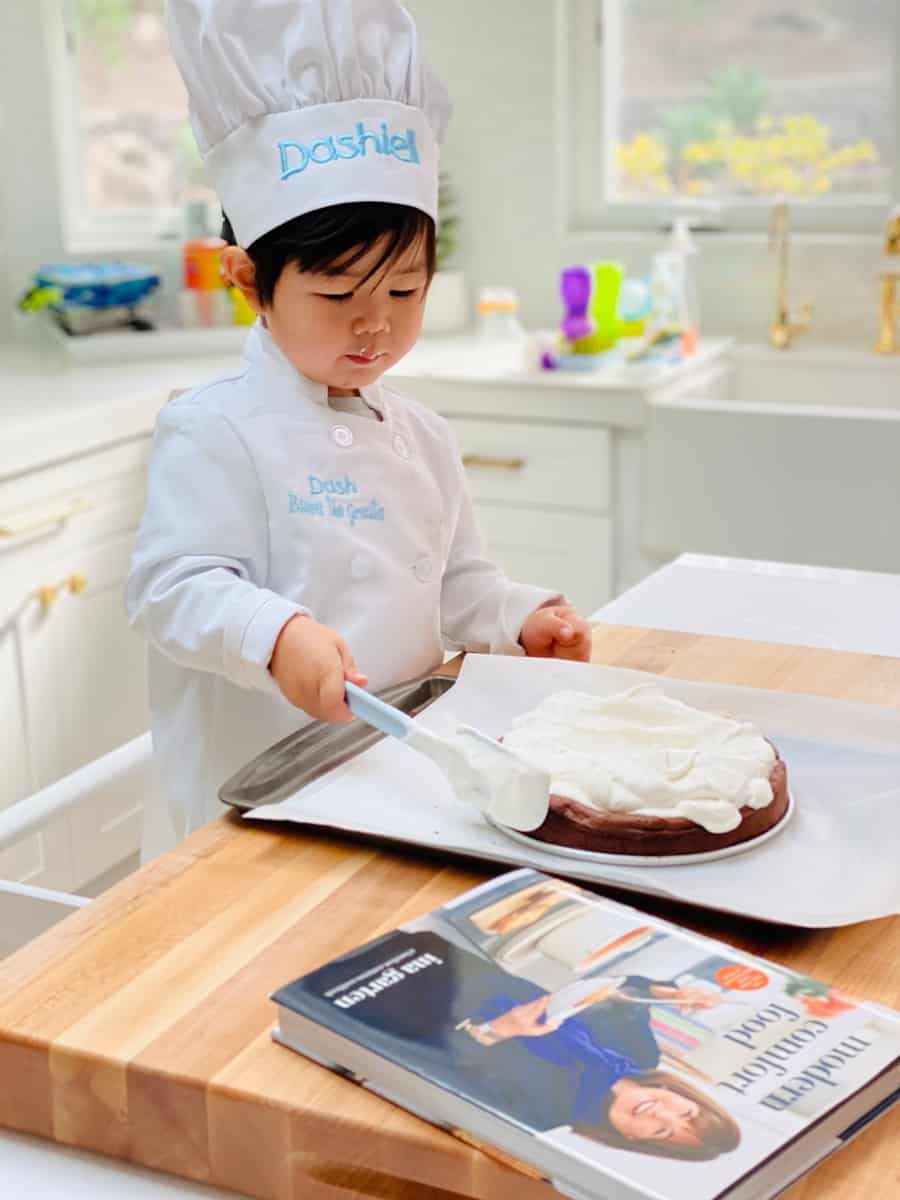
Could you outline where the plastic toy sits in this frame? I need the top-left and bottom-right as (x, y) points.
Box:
(560, 266), (594, 341)
(542, 261), (648, 370)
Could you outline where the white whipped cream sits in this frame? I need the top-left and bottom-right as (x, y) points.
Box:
(405, 723), (551, 832)
(502, 685), (776, 834)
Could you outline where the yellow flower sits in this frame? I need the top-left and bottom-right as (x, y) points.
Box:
(854, 139), (879, 164)
(619, 112), (879, 198)
(615, 132), (672, 194)
(683, 141), (715, 164)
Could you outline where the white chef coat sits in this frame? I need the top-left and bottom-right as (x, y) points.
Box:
(126, 323), (560, 836)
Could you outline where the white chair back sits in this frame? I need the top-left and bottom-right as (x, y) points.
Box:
(0, 880), (88, 958)
(0, 733), (156, 958)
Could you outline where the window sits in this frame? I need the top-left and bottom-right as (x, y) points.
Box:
(566, 0), (898, 232)
(60, 0), (215, 246)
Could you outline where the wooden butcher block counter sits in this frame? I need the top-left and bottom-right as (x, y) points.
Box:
(0, 626), (898, 1200)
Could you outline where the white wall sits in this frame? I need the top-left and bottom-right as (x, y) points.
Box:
(0, 3), (67, 346)
(0, 0), (890, 351)
(0, 2), (184, 348)
(407, 0), (887, 350)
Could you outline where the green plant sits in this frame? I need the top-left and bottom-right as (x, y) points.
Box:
(658, 104), (717, 162)
(710, 67), (769, 133)
(435, 170), (460, 272)
(75, 0), (147, 65)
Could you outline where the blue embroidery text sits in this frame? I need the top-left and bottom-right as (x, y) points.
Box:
(279, 123), (420, 181)
(289, 475), (385, 528)
(308, 474), (358, 497)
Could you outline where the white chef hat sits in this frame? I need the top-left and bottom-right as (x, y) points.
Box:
(167, 0), (452, 248)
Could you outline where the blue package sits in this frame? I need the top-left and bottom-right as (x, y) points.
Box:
(34, 262), (160, 311)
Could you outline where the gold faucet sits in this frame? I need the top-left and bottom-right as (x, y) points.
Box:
(875, 206), (900, 354)
(768, 198), (813, 349)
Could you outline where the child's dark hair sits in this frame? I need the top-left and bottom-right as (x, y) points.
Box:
(221, 203), (436, 306)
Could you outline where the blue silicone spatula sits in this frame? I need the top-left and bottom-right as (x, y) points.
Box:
(344, 681), (550, 832)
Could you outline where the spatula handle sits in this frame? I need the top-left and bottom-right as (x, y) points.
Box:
(344, 681), (414, 740)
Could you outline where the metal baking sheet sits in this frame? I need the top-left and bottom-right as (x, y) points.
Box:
(219, 672), (457, 811)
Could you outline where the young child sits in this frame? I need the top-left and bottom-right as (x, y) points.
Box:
(127, 0), (592, 836)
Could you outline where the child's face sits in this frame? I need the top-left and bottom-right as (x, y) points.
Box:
(263, 234), (430, 395)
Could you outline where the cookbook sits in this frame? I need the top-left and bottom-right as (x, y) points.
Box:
(272, 869), (900, 1200)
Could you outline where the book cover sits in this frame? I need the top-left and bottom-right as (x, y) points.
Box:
(272, 870), (900, 1200)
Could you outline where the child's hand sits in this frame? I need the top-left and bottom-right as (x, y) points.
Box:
(269, 615), (368, 722)
(520, 605), (592, 662)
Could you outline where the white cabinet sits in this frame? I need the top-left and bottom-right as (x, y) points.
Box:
(0, 626), (72, 888)
(477, 507), (612, 612)
(30, 531), (148, 885)
(451, 419), (612, 512)
(448, 418), (613, 612)
(0, 439), (151, 890)
(390, 345), (736, 613)
(0, 635), (30, 811)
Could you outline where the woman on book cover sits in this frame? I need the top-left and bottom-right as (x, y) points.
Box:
(302, 929), (741, 1161)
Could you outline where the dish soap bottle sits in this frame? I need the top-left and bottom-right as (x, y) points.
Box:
(651, 218), (700, 356)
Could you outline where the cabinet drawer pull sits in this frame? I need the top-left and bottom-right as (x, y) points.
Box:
(33, 573), (89, 612)
(462, 454), (526, 472)
(0, 496), (93, 542)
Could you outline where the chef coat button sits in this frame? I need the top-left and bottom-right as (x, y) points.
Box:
(414, 555), (433, 582)
(393, 433), (411, 459)
(350, 554), (373, 581)
(331, 424), (354, 448)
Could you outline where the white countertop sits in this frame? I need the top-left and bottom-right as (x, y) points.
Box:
(0, 341), (240, 482)
(392, 333), (732, 390)
(0, 331), (732, 482)
(594, 553), (900, 658)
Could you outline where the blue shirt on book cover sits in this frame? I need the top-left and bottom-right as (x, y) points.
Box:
(278, 929), (673, 1132)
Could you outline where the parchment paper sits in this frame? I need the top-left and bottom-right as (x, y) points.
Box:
(246, 656), (900, 927)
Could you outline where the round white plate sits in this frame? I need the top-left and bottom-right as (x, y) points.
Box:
(489, 791), (794, 868)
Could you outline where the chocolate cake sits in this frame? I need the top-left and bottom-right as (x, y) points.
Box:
(524, 752), (789, 856)
(501, 685), (791, 858)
